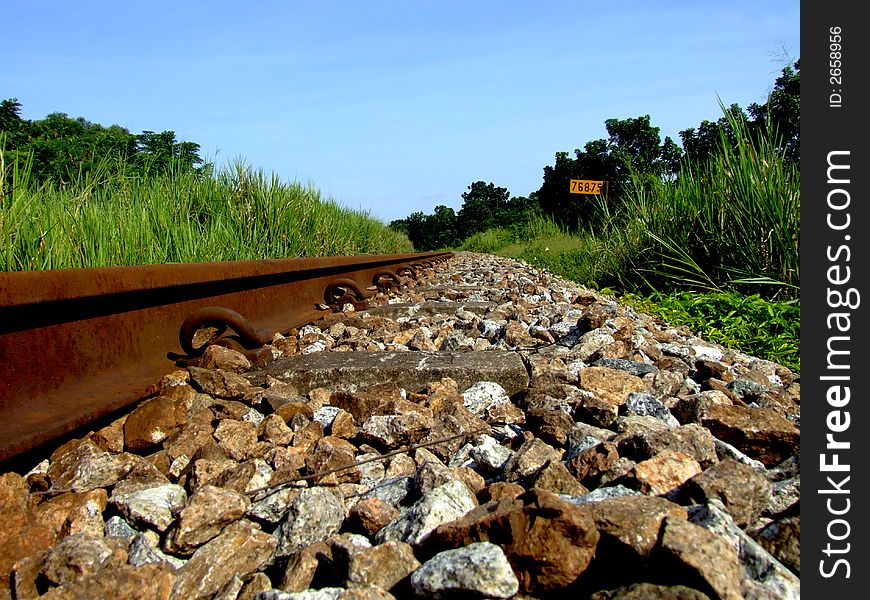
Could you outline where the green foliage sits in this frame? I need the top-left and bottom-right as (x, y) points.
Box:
(0, 98), (206, 184)
(0, 154), (412, 271)
(457, 181), (510, 239)
(394, 181), (541, 251)
(479, 105), (801, 302)
(535, 115), (682, 231)
(628, 108), (800, 298)
(748, 59), (800, 161)
(681, 60), (800, 164)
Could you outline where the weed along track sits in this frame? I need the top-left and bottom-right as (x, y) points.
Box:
(0, 252), (800, 599)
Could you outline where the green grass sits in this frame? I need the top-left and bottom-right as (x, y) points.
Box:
(1, 154), (413, 271)
(626, 112), (799, 298)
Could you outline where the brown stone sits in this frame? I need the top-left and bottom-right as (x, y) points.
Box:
(275, 401), (316, 423)
(702, 404), (800, 466)
(653, 516), (742, 600)
(574, 394), (619, 428)
(505, 320), (537, 347)
(617, 424), (718, 468)
(10, 552), (44, 600)
(0, 473), (57, 591)
(348, 498), (401, 537)
(188, 366), (253, 399)
(199, 345), (252, 373)
(331, 409), (358, 438)
(90, 415), (127, 454)
(504, 437), (562, 483)
(123, 394), (189, 452)
(47, 439), (139, 492)
(626, 450), (702, 497)
(171, 519), (277, 599)
(266, 445), (308, 476)
(359, 412), (432, 450)
(577, 367), (648, 406)
(654, 356), (691, 375)
(35, 489), (108, 538)
(419, 377), (462, 405)
(530, 460), (588, 496)
(237, 572), (273, 600)
(427, 488), (600, 593)
(41, 533), (115, 587)
(210, 399), (254, 420)
(305, 436), (360, 484)
(37, 563), (176, 600)
(753, 516), (800, 575)
(452, 466), (487, 496)
(579, 496), (688, 559)
(694, 359), (735, 383)
(703, 381), (743, 405)
(213, 459), (272, 494)
(292, 420), (325, 451)
(260, 413), (295, 446)
(163, 420), (215, 463)
(280, 541), (331, 592)
(525, 408), (574, 447)
(681, 459), (772, 527)
(164, 485), (251, 554)
(485, 400), (526, 425)
(482, 481), (525, 503)
(566, 441), (620, 487)
(346, 541), (421, 592)
(214, 419), (259, 461)
(187, 458), (238, 492)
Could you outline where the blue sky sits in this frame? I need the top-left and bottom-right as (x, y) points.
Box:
(3, 1), (799, 223)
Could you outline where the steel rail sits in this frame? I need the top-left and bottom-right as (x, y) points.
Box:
(0, 252), (452, 463)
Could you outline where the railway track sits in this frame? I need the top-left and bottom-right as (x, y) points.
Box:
(0, 251), (452, 464)
(0, 251), (800, 599)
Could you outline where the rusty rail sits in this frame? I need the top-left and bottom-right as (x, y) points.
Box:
(0, 252), (452, 463)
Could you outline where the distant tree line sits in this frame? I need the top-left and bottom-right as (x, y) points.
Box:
(390, 60), (799, 250)
(389, 182), (540, 251)
(0, 98), (206, 183)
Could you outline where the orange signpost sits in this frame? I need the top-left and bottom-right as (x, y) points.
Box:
(569, 179), (605, 195)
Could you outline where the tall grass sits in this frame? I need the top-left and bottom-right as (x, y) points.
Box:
(465, 109), (800, 301)
(626, 111), (800, 298)
(0, 154), (412, 271)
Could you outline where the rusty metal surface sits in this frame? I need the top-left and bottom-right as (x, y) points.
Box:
(0, 252), (452, 463)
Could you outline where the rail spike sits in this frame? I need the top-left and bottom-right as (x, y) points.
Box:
(324, 278), (369, 312)
(396, 265), (417, 279)
(372, 269), (402, 294)
(177, 306), (273, 363)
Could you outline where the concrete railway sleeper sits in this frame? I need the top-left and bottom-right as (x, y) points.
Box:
(0, 251), (800, 599)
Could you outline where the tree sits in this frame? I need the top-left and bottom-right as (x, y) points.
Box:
(0, 99), (204, 182)
(457, 181), (510, 239)
(536, 115), (680, 230)
(679, 103), (747, 166)
(748, 59), (800, 160)
(680, 61), (800, 167)
(387, 219), (408, 235)
(0, 98), (26, 146)
(401, 211), (429, 250)
(424, 205), (460, 249)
